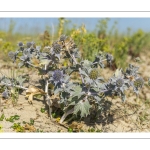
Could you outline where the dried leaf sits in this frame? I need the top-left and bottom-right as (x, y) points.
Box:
(74, 99), (91, 118)
(26, 85), (46, 103)
(26, 85), (45, 94)
(69, 121), (84, 132)
(31, 57), (40, 67)
(24, 124), (36, 132)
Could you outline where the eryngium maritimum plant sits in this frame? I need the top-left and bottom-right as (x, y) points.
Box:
(0, 34), (145, 123)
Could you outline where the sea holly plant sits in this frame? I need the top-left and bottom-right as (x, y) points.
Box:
(0, 35), (145, 123)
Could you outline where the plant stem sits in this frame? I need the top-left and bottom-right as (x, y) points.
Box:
(44, 65), (52, 119)
(59, 108), (74, 124)
(79, 68), (85, 84)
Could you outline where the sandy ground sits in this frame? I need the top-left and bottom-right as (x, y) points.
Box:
(0, 51), (150, 133)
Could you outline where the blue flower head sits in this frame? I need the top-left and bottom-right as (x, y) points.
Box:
(18, 42), (24, 47)
(8, 51), (17, 63)
(50, 70), (64, 86)
(59, 35), (67, 42)
(106, 53), (113, 64)
(130, 77), (144, 95)
(26, 42), (32, 48)
(50, 43), (62, 59)
(2, 89), (9, 99)
(116, 78), (124, 88)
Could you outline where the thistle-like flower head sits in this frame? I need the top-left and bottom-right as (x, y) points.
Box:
(125, 64), (139, 78)
(106, 53), (113, 64)
(53, 70), (63, 81)
(133, 77), (144, 89)
(50, 43), (62, 59)
(89, 69), (99, 80)
(18, 42), (24, 47)
(109, 73), (127, 94)
(2, 89), (9, 99)
(53, 43), (61, 54)
(116, 78), (124, 87)
(59, 35), (67, 42)
(8, 51), (17, 63)
(129, 76), (144, 95)
(26, 42), (32, 48)
(49, 70), (64, 86)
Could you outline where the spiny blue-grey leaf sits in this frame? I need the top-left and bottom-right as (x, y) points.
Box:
(64, 75), (70, 83)
(81, 60), (92, 69)
(18, 62), (24, 68)
(68, 96), (79, 105)
(16, 76), (26, 86)
(79, 69), (88, 77)
(74, 99), (91, 118)
(84, 77), (92, 85)
(36, 46), (41, 52)
(96, 82), (106, 90)
(63, 83), (74, 93)
(68, 100), (76, 106)
(1, 78), (11, 84)
(54, 87), (62, 95)
(71, 85), (83, 99)
(94, 96), (102, 102)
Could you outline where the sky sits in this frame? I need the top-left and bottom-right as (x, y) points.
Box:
(1, 18), (150, 34)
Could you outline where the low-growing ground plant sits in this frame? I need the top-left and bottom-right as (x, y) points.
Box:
(0, 35), (145, 124)
(0, 124), (3, 132)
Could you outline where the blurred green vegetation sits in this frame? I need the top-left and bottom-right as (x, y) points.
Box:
(0, 18), (150, 68)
